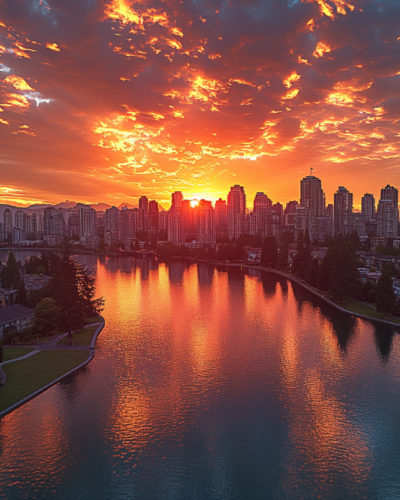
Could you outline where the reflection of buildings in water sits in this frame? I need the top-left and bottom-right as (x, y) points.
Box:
(167, 259), (186, 283)
(246, 267), (261, 279)
(132, 257), (159, 281)
(104, 256), (134, 274)
(197, 263), (214, 286)
(226, 266), (245, 293)
(373, 324), (396, 361)
(260, 271), (278, 297)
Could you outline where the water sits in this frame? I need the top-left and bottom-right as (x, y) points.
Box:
(1, 251), (400, 499)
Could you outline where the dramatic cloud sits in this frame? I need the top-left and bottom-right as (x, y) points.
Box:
(0, 0), (400, 207)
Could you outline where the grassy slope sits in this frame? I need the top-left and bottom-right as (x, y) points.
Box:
(58, 325), (98, 346)
(341, 299), (400, 324)
(85, 316), (102, 325)
(0, 350), (89, 413)
(3, 347), (34, 361)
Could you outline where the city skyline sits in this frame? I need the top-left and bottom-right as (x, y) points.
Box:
(2, 175), (400, 250)
(1, 1), (400, 207)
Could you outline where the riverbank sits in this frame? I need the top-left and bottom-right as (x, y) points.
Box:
(172, 256), (400, 330)
(0, 317), (105, 418)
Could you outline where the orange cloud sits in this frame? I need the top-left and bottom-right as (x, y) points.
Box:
(46, 43), (61, 52)
(4, 75), (34, 91)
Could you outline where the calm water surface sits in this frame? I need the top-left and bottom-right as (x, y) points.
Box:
(1, 251), (400, 499)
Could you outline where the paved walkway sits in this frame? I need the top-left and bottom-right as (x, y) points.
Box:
(0, 322), (103, 384)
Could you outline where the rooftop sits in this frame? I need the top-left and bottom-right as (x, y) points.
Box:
(0, 304), (34, 324)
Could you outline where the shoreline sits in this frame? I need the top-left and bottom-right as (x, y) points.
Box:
(0, 317), (105, 419)
(173, 256), (400, 331)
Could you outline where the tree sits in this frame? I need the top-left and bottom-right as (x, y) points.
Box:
(261, 236), (279, 268)
(0, 341), (3, 364)
(76, 264), (105, 317)
(330, 241), (361, 302)
(36, 266), (47, 276)
(2, 251), (21, 289)
(376, 270), (396, 314)
(292, 237), (312, 279)
(17, 280), (29, 307)
(277, 243), (289, 270)
(34, 298), (60, 336)
(307, 258), (319, 288)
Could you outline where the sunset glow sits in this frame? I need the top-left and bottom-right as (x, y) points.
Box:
(0, 0), (400, 208)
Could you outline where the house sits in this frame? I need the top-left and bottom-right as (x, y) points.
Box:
(0, 304), (34, 338)
(0, 288), (18, 308)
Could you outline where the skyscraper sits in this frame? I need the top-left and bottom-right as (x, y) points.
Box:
(196, 200), (216, 245)
(227, 185), (246, 240)
(139, 196), (149, 232)
(79, 207), (96, 238)
(168, 192), (184, 244)
(105, 206), (120, 244)
(334, 187), (353, 236)
(148, 200), (159, 232)
(300, 175), (325, 239)
(3, 209), (12, 241)
(253, 192), (272, 238)
(381, 185), (398, 207)
(215, 198), (228, 240)
(361, 193), (375, 219)
(377, 199), (398, 237)
(119, 206), (136, 249)
(300, 176), (325, 216)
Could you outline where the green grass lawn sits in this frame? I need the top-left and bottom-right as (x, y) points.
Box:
(85, 316), (102, 325)
(57, 325), (98, 346)
(333, 298), (400, 324)
(0, 350), (89, 413)
(3, 347), (34, 361)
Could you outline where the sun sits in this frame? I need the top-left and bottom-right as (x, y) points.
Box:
(190, 199), (199, 207)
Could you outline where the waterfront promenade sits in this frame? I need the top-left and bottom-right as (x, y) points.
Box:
(0, 318), (105, 418)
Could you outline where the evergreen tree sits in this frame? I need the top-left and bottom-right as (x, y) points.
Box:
(261, 236), (278, 268)
(330, 241), (361, 302)
(277, 243), (289, 270)
(76, 263), (105, 317)
(318, 246), (337, 292)
(0, 340), (3, 364)
(17, 280), (29, 307)
(376, 270), (396, 314)
(307, 258), (319, 287)
(2, 251), (21, 289)
(34, 298), (60, 336)
(292, 236), (312, 279)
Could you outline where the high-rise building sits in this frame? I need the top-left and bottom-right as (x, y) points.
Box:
(44, 207), (65, 235)
(168, 192), (184, 244)
(139, 196), (149, 232)
(159, 211), (168, 233)
(377, 199), (398, 237)
(68, 208), (80, 239)
(253, 192), (272, 238)
(181, 200), (196, 241)
(334, 187), (353, 236)
(119, 206), (136, 249)
(171, 191), (183, 209)
(300, 176), (325, 216)
(215, 198), (228, 240)
(196, 200), (216, 245)
(79, 207), (96, 238)
(300, 175), (325, 239)
(381, 185), (398, 207)
(227, 185), (246, 240)
(148, 200), (159, 232)
(284, 201), (298, 235)
(3, 208), (12, 241)
(361, 194), (375, 219)
(105, 206), (120, 244)
(271, 203), (283, 242)
(15, 210), (24, 231)
(96, 211), (106, 238)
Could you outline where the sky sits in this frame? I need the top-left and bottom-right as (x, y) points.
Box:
(0, 0), (399, 209)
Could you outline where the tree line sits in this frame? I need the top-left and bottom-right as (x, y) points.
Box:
(1, 250), (104, 346)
